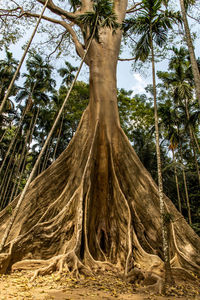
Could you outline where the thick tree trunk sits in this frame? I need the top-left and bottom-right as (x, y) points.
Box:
(0, 27), (200, 288)
(179, 0), (200, 107)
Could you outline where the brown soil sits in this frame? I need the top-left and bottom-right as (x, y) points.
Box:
(0, 271), (199, 300)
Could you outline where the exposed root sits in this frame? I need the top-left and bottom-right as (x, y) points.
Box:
(139, 273), (164, 295)
(0, 252), (11, 274)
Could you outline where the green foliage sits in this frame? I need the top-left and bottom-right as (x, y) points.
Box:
(123, 0), (181, 61)
(183, 0), (196, 11)
(76, 0), (119, 41)
(58, 61), (78, 86)
(0, 48), (19, 113)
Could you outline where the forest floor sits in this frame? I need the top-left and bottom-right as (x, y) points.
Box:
(0, 270), (199, 300)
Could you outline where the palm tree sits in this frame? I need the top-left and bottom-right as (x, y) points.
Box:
(157, 47), (200, 184)
(16, 53), (56, 108)
(158, 101), (182, 213)
(179, 0), (200, 107)
(0, 48), (19, 103)
(58, 61), (78, 87)
(179, 134), (192, 225)
(123, 0), (181, 287)
(0, 49), (19, 133)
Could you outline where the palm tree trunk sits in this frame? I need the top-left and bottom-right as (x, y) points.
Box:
(0, 85), (3, 99)
(0, 130), (6, 143)
(37, 137), (45, 176)
(192, 131), (200, 153)
(150, 31), (174, 288)
(0, 161), (16, 209)
(41, 142), (51, 172)
(9, 117), (34, 204)
(12, 151), (28, 201)
(172, 148), (182, 213)
(180, 143), (192, 225)
(179, 0), (200, 107)
(0, 140), (18, 202)
(11, 108), (40, 202)
(52, 115), (64, 161)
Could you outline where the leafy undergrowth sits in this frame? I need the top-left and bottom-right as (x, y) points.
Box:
(0, 270), (199, 299)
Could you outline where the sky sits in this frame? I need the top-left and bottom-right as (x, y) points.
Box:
(1, 0), (200, 98)
(5, 40), (149, 96)
(5, 32), (152, 96)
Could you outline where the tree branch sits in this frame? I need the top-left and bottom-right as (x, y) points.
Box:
(118, 57), (135, 61)
(47, 30), (68, 60)
(36, 0), (78, 21)
(187, 13), (200, 24)
(126, 2), (142, 14)
(21, 11), (88, 64)
(0, 6), (23, 18)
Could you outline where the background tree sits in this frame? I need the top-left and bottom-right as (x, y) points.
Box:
(179, 0), (200, 106)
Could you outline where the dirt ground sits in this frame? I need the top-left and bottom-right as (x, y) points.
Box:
(0, 271), (199, 300)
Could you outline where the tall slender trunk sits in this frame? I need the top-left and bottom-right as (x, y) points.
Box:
(172, 148), (182, 213)
(41, 142), (51, 172)
(0, 79), (6, 103)
(0, 130), (6, 144)
(0, 161), (16, 209)
(150, 31), (173, 287)
(0, 140), (18, 203)
(9, 113), (35, 202)
(192, 131), (200, 153)
(179, 0), (200, 107)
(52, 115), (64, 161)
(180, 142), (192, 225)
(0, 85), (3, 99)
(12, 108), (40, 201)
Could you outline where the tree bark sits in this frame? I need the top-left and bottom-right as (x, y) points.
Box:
(179, 0), (200, 107)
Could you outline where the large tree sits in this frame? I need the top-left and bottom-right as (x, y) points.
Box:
(0, 0), (199, 289)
